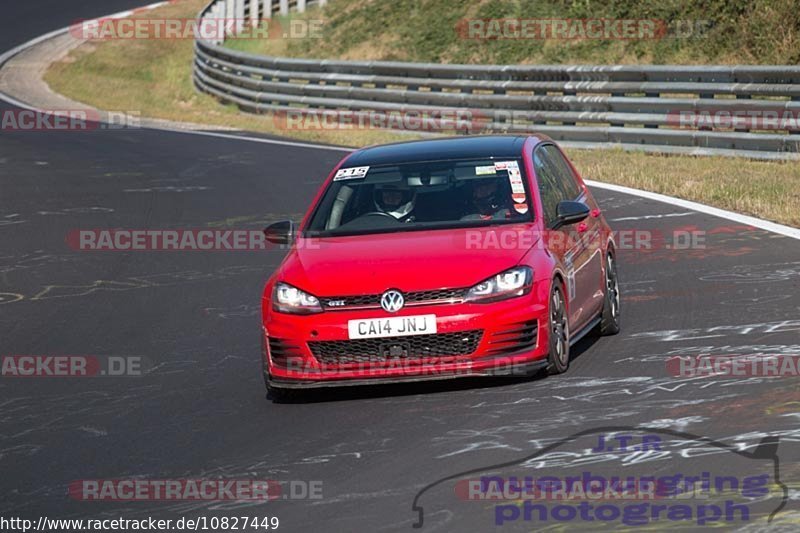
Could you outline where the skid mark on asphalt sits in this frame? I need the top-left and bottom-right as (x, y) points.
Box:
(593, 195), (646, 210)
(622, 242), (759, 265)
(609, 225), (776, 267)
(0, 292), (24, 304)
(347, 367), (800, 459)
(78, 426), (108, 437)
(699, 261), (800, 283)
(0, 213), (25, 227)
(614, 344), (800, 363)
(0, 265), (270, 305)
(430, 406), (800, 464)
(202, 304), (260, 319)
(627, 320), (800, 342)
(0, 252), (86, 278)
(36, 206), (114, 215)
(620, 283), (792, 305)
(123, 185), (212, 193)
(431, 419), (800, 463)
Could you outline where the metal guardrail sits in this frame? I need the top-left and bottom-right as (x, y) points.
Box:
(194, 0), (800, 159)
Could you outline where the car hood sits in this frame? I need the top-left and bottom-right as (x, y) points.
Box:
(278, 225), (538, 296)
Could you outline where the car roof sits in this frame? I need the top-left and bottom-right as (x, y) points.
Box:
(343, 135), (548, 167)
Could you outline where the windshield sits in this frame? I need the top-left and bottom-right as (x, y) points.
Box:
(304, 158), (533, 237)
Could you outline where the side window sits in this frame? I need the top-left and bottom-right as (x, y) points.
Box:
(542, 145), (582, 200)
(533, 147), (565, 227)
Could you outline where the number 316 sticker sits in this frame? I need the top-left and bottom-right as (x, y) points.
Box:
(334, 166), (369, 181)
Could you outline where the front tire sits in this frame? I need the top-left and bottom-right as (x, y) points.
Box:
(546, 280), (570, 375)
(599, 251), (621, 336)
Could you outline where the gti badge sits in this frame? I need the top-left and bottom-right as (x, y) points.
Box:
(380, 290), (405, 313)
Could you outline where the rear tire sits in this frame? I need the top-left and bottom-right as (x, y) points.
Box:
(546, 280), (570, 375)
(599, 251), (621, 336)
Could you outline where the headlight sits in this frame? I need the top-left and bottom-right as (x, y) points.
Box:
(465, 266), (533, 303)
(273, 282), (323, 314)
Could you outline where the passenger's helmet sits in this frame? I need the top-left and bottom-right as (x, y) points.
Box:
(373, 183), (417, 219)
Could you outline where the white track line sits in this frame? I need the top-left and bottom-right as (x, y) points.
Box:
(609, 212), (696, 222)
(1, 4), (799, 241)
(148, 127), (354, 153)
(585, 180), (800, 240)
(0, 2), (167, 68)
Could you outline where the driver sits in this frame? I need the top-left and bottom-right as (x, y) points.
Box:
(373, 183), (417, 222)
(462, 178), (511, 220)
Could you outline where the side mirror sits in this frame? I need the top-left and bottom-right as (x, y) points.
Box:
(552, 201), (590, 230)
(263, 220), (295, 245)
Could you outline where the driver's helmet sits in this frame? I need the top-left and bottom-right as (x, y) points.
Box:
(373, 183), (417, 219)
(471, 178), (501, 215)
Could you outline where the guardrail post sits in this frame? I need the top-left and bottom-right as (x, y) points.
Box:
(235, 0), (245, 33)
(262, 0), (272, 18)
(249, 0), (259, 27)
(279, 0), (289, 16)
(211, 3), (225, 44)
(297, 0), (307, 12)
(225, 0), (235, 37)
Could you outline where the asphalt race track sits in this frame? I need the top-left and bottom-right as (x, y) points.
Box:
(2, 4), (800, 532)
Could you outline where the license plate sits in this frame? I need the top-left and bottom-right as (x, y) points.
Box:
(347, 314), (437, 339)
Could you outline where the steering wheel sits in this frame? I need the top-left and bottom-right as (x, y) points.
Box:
(360, 211), (397, 219)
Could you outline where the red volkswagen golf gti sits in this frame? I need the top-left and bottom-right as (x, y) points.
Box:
(261, 135), (619, 399)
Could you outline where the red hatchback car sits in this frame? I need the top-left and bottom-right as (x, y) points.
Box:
(261, 135), (619, 399)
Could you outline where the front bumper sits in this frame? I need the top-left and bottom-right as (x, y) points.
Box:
(266, 358), (549, 389)
(263, 295), (550, 388)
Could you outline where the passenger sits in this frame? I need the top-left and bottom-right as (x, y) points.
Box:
(462, 178), (511, 220)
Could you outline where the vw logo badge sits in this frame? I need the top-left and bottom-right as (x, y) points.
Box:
(380, 290), (405, 313)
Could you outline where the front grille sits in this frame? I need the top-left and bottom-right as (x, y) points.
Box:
(485, 321), (538, 355)
(309, 330), (483, 366)
(406, 289), (465, 303)
(322, 288), (465, 310)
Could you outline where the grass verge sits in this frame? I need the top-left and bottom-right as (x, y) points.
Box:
(43, 0), (800, 228)
(45, 0), (413, 148)
(227, 0), (800, 64)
